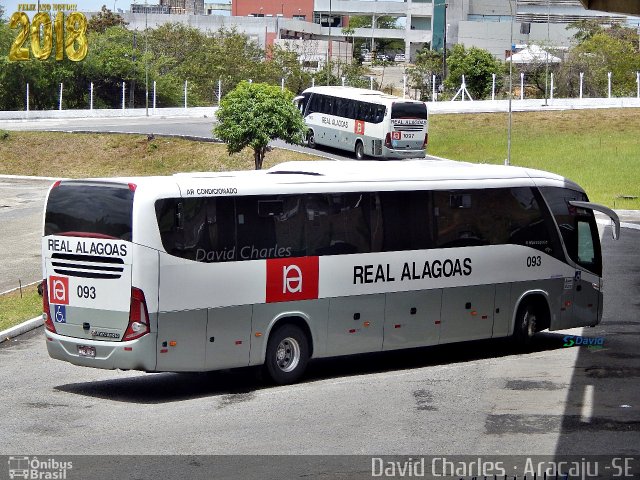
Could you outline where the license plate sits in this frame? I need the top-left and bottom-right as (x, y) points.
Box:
(77, 345), (96, 358)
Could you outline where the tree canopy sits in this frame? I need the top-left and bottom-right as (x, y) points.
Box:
(87, 6), (128, 33)
(445, 44), (503, 99)
(213, 81), (306, 169)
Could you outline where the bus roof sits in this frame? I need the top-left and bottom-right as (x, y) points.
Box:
(175, 159), (579, 191)
(56, 160), (581, 197)
(301, 86), (424, 106)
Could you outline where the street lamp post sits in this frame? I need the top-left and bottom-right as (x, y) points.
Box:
(442, 2), (447, 83)
(326, 0), (332, 85)
(507, 0), (517, 166)
(145, 0), (149, 116)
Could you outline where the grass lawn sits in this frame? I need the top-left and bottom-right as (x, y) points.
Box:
(0, 284), (41, 334)
(428, 109), (640, 209)
(0, 132), (318, 177)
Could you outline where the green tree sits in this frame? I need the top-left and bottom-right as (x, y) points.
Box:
(445, 44), (503, 99)
(261, 44), (312, 94)
(556, 25), (640, 98)
(82, 26), (149, 108)
(407, 48), (443, 100)
(568, 19), (604, 44)
(87, 6), (128, 34)
(214, 81), (306, 169)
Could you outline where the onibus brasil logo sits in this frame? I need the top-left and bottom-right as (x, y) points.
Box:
(7, 456), (73, 479)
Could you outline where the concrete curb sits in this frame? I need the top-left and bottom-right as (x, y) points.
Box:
(0, 316), (43, 344)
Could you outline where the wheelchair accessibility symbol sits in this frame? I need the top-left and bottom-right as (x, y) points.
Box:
(54, 305), (66, 323)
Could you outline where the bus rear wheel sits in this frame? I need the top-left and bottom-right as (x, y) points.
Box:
(355, 140), (365, 160)
(264, 324), (309, 385)
(307, 130), (316, 149)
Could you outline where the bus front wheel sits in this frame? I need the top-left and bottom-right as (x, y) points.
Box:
(264, 324), (309, 385)
(307, 130), (316, 149)
(513, 303), (537, 347)
(355, 140), (365, 160)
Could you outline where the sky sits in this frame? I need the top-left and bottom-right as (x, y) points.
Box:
(2, 0), (134, 19)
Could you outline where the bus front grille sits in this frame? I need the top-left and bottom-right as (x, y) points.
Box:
(51, 253), (124, 279)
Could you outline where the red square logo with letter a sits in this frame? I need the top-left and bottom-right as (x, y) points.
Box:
(266, 257), (319, 303)
(49, 276), (69, 305)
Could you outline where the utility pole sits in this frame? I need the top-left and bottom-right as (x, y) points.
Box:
(442, 2), (447, 83)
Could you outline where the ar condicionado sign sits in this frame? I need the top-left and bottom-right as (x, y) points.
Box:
(8, 5), (88, 62)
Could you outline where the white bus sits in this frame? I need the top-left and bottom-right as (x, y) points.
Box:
(42, 160), (620, 384)
(295, 86), (428, 160)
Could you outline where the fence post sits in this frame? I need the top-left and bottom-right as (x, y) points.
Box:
(403, 74), (407, 99)
(26, 83), (29, 112)
(90, 82), (94, 110)
(520, 72), (524, 100)
(341, 76), (345, 87)
(153, 81), (156, 111)
(637, 72), (639, 99)
(491, 73), (496, 101)
(184, 80), (188, 109)
(312, 77), (315, 88)
(550, 73), (554, 101)
(281, 78), (285, 91)
(607, 72), (612, 98)
(432, 74), (436, 102)
(59, 83), (63, 111)
(579, 72), (583, 99)
(370, 76), (374, 90)
(122, 82), (126, 111)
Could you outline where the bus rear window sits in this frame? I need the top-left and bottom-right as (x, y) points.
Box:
(45, 183), (134, 241)
(391, 102), (427, 119)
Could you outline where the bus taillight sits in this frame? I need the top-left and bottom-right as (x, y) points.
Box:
(384, 132), (392, 148)
(42, 280), (56, 333)
(124, 287), (150, 341)
(423, 133), (428, 148)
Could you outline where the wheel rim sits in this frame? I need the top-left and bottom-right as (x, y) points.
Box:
(526, 312), (537, 338)
(356, 143), (363, 159)
(275, 337), (301, 373)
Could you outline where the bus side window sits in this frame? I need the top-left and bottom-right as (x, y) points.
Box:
(307, 94), (318, 114)
(434, 191), (487, 248)
(379, 191), (433, 251)
(374, 106), (385, 124)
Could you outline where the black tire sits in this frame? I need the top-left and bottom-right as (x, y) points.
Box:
(307, 130), (316, 149)
(264, 324), (309, 385)
(355, 140), (365, 160)
(513, 303), (538, 347)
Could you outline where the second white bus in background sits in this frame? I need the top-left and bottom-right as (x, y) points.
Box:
(295, 86), (428, 160)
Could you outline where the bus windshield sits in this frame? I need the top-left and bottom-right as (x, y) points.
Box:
(44, 183), (134, 241)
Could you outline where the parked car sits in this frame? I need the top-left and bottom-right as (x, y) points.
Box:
(362, 53), (373, 62)
(394, 53), (406, 63)
(376, 53), (389, 62)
